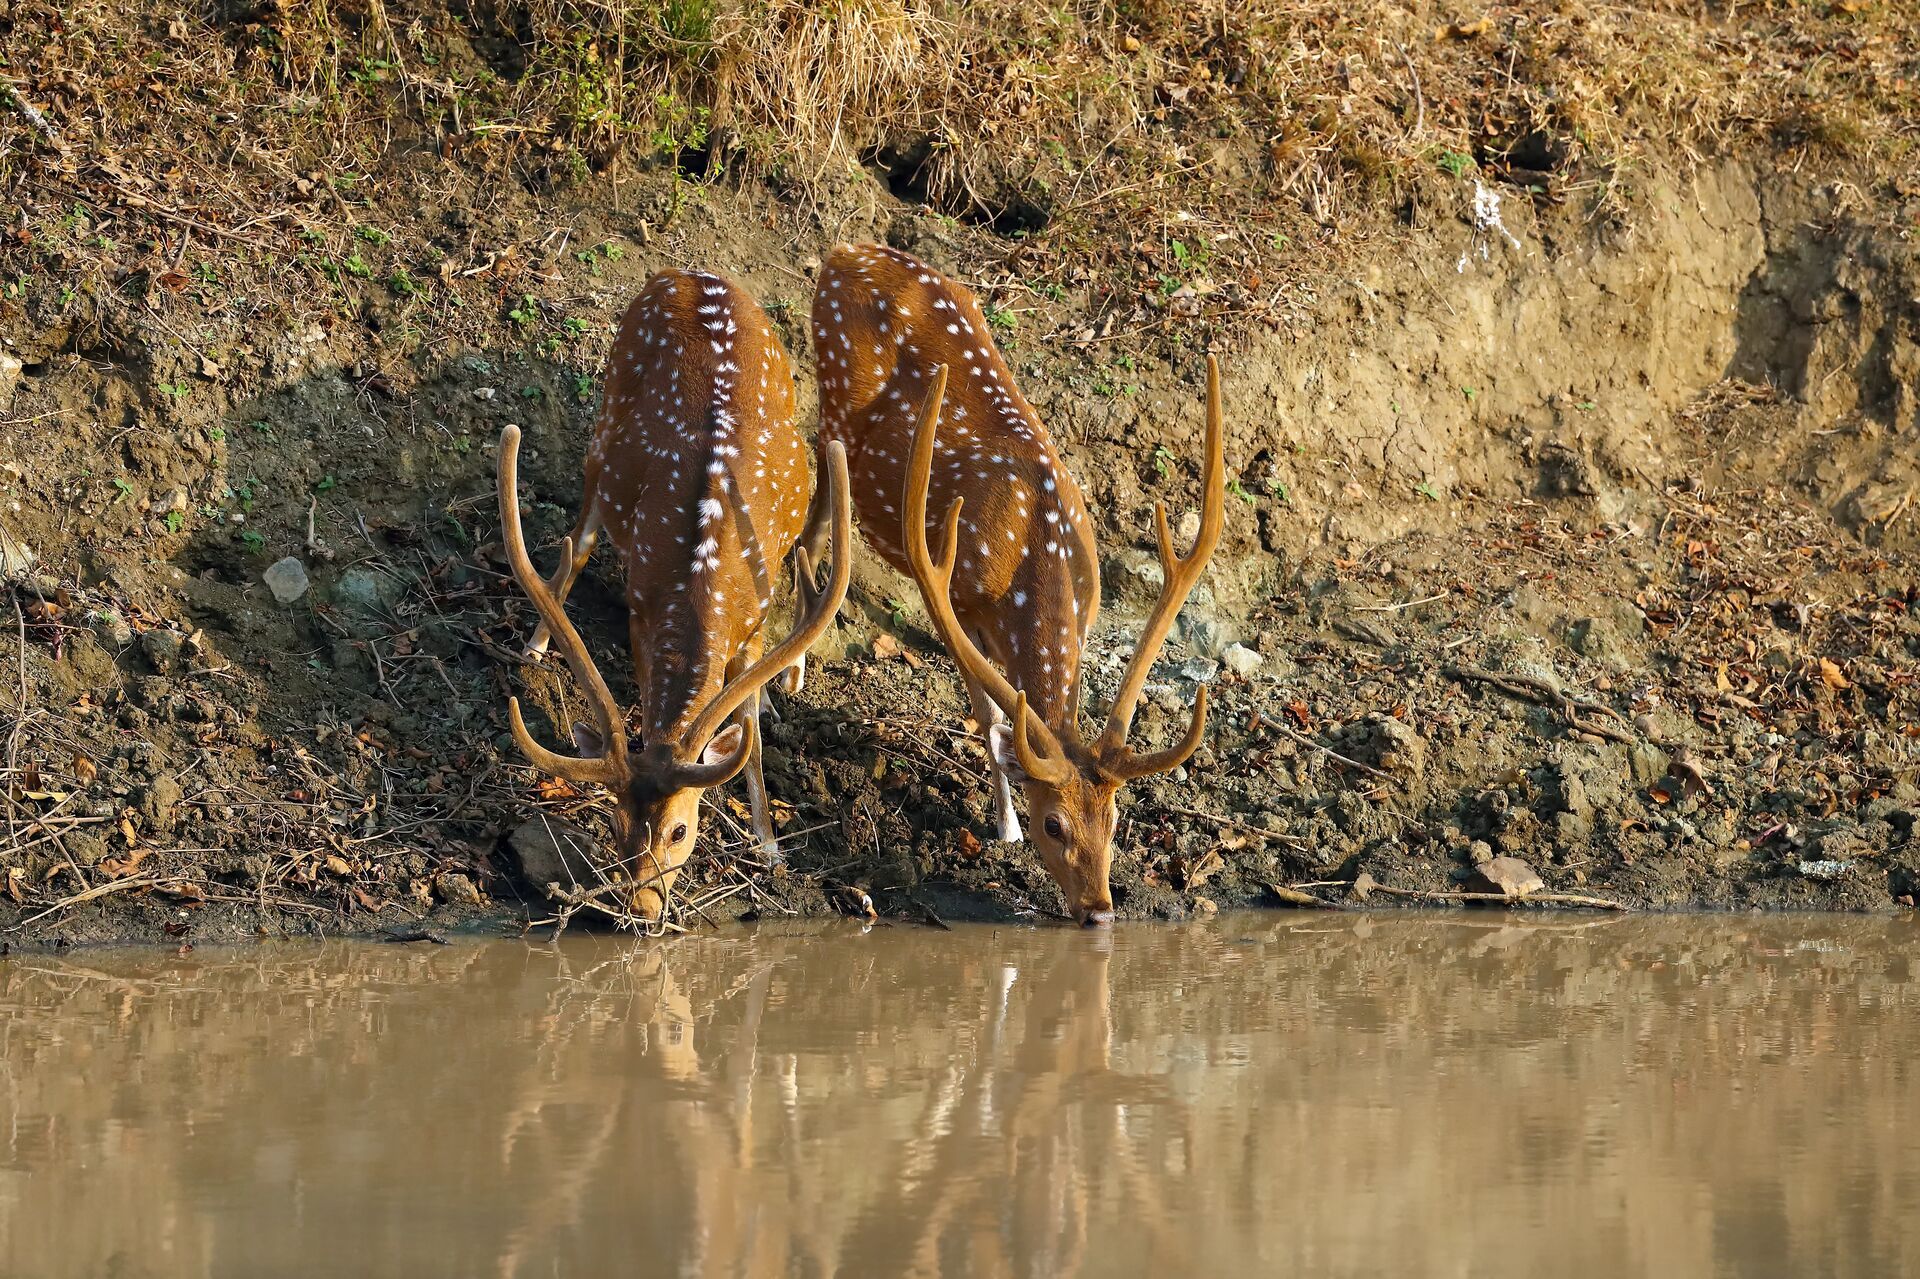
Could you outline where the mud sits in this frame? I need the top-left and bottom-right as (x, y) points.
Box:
(2, 148), (1917, 944)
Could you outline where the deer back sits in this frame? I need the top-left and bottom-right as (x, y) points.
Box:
(811, 244), (1098, 722)
(589, 269), (807, 740)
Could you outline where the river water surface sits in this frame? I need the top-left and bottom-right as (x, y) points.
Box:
(1, 913), (1916, 1277)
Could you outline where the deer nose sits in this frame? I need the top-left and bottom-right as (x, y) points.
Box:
(1081, 909), (1115, 928)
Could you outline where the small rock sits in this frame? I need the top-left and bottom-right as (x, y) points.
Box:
(0, 522), (34, 582)
(0, 351), (20, 410)
(138, 775), (185, 835)
(1795, 858), (1850, 881)
(509, 819), (596, 890)
(139, 628), (185, 672)
(473, 386), (498, 402)
(1176, 657), (1220, 684)
(263, 556), (311, 604)
(93, 610), (135, 649)
(1471, 855), (1545, 898)
(1221, 643), (1264, 677)
(434, 871), (484, 905)
(332, 566), (405, 617)
(1467, 840), (1496, 867)
(1191, 895), (1218, 916)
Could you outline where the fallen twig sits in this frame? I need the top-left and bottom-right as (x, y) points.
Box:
(1443, 665), (1636, 745)
(4, 875), (178, 930)
(1364, 882), (1628, 911)
(1159, 803), (1308, 845)
(1272, 723), (1403, 786)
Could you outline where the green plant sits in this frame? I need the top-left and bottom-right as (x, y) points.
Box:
(355, 225), (392, 246)
(111, 478), (135, 502)
(239, 529), (266, 554)
(207, 426), (227, 443)
(157, 381), (190, 400)
(1266, 478), (1291, 504)
(507, 295), (539, 327)
(343, 253), (372, 279)
(1228, 478), (1257, 506)
(163, 510), (185, 533)
(521, 385), (544, 402)
(1416, 480), (1441, 501)
(1437, 150), (1474, 178)
(1152, 445), (1174, 477)
(313, 475), (337, 493)
(389, 268), (418, 297)
(574, 373), (596, 402)
(1461, 386), (1478, 402)
(985, 305), (1017, 334)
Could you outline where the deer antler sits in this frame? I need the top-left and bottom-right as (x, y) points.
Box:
(498, 425), (629, 787)
(1096, 355), (1226, 781)
(673, 439), (855, 786)
(902, 367), (1074, 786)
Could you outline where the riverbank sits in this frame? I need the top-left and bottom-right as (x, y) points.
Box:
(2, 0), (1917, 944)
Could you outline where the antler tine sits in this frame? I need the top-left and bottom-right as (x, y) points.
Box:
(497, 425), (628, 786)
(677, 439), (857, 779)
(901, 366), (1072, 780)
(1097, 355), (1226, 771)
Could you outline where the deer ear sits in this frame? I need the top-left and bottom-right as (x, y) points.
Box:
(700, 722), (746, 766)
(571, 722), (605, 756)
(988, 723), (1028, 781)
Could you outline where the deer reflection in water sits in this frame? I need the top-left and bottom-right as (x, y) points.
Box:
(488, 926), (1183, 1279)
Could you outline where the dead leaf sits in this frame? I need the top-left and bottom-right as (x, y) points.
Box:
(101, 847), (152, 879)
(871, 632), (902, 660)
(955, 830), (983, 859)
(1436, 16), (1493, 40)
(118, 814), (138, 846)
(325, 855), (353, 876)
(1351, 871), (1376, 902)
(5, 866), (25, 903)
(1818, 657), (1850, 690)
(1178, 847), (1225, 889)
(72, 753), (98, 784)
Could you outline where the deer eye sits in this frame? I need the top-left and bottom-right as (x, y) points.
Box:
(1043, 814), (1066, 841)
(671, 823), (689, 843)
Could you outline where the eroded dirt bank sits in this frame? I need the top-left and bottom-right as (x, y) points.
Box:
(3, 47), (1918, 943)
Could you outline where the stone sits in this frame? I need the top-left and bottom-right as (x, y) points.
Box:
(1471, 855), (1545, 898)
(1221, 643), (1263, 677)
(0, 522), (34, 582)
(509, 819), (596, 891)
(0, 351), (20, 411)
(332, 566), (405, 617)
(263, 556), (311, 604)
(138, 775), (184, 835)
(93, 610), (135, 649)
(434, 872), (484, 905)
(473, 386), (497, 401)
(139, 628), (185, 673)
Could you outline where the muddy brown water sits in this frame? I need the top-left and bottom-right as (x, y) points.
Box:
(2, 915), (1916, 1278)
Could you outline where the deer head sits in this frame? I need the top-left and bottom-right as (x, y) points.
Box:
(903, 358), (1226, 924)
(496, 424), (852, 918)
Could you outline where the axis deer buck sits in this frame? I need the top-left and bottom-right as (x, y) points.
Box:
(499, 268), (852, 920)
(806, 244), (1224, 926)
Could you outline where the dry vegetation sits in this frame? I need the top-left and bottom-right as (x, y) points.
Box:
(4, 0), (1917, 333)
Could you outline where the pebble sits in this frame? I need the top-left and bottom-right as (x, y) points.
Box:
(1221, 643), (1263, 677)
(263, 556), (311, 603)
(473, 386), (498, 402)
(0, 351), (19, 410)
(93, 610), (135, 648)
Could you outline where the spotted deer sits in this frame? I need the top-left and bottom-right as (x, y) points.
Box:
(805, 244), (1224, 925)
(499, 269), (852, 920)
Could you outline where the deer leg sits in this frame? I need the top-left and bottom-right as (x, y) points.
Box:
(963, 671), (1024, 844)
(780, 439), (840, 699)
(526, 506), (601, 659)
(729, 651), (782, 863)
